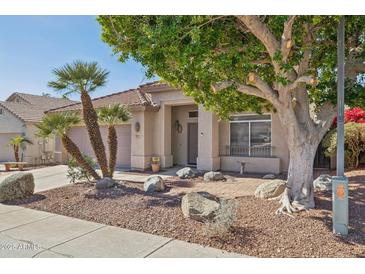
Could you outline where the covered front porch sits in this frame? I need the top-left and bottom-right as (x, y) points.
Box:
(160, 102), (287, 174)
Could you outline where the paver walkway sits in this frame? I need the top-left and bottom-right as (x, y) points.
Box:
(0, 203), (247, 258)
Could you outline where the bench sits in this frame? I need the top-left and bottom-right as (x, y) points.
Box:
(3, 162), (28, 172)
(237, 161), (246, 175)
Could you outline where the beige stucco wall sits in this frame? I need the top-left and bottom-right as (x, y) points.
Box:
(23, 123), (55, 164)
(130, 89), (195, 169)
(149, 89), (194, 106)
(135, 89), (290, 173)
(197, 105), (220, 171)
(0, 107), (25, 133)
(171, 105), (198, 166)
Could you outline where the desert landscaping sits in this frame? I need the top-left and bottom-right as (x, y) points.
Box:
(4, 168), (364, 258)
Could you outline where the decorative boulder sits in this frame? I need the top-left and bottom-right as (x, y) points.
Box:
(262, 174), (276, 179)
(203, 171), (225, 182)
(95, 177), (115, 190)
(176, 167), (196, 179)
(181, 192), (220, 222)
(144, 175), (165, 193)
(0, 173), (35, 202)
(254, 180), (286, 199)
(313, 174), (332, 191)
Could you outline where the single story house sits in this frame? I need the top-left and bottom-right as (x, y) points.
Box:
(0, 92), (77, 163)
(48, 82), (290, 174)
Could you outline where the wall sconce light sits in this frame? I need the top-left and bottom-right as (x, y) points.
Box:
(135, 121), (141, 132)
(175, 120), (183, 133)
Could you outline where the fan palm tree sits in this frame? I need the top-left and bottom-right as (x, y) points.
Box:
(8, 135), (33, 162)
(36, 113), (100, 180)
(98, 104), (131, 176)
(48, 60), (110, 178)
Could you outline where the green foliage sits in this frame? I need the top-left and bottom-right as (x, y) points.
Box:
(8, 135), (33, 149)
(48, 60), (109, 97)
(97, 104), (131, 125)
(67, 154), (98, 183)
(98, 16), (365, 119)
(322, 122), (365, 168)
(36, 113), (81, 138)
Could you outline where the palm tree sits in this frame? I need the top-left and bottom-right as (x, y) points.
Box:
(36, 113), (100, 180)
(48, 60), (110, 178)
(98, 104), (131, 176)
(9, 135), (33, 162)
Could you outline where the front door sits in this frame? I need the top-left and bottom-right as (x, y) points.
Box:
(187, 123), (198, 165)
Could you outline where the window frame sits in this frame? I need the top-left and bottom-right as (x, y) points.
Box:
(229, 113), (272, 157)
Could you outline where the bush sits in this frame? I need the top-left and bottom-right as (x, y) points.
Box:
(323, 122), (365, 168)
(203, 199), (238, 238)
(67, 154), (98, 183)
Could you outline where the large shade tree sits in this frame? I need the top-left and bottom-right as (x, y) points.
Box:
(48, 61), (110, 178)
(98, 16), (365, 213)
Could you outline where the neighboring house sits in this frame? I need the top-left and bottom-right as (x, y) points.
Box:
(0, 92), (77, 163)
(48, 82), (290, 174)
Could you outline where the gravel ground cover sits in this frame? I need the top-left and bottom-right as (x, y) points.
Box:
(5, 170), (364, 258)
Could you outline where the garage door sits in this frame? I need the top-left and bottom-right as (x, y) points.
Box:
(68, 125), (131, 168)
(0, 133), (20, 162)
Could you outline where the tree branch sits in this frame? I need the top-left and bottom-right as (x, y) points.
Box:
(286, 75), (316, 91)
(346, 61), (365, 81)
(316, 102), (336, 138)
(236, 16), (281, 73)
(296, 23), (313, 76)
(281, 16), (296, 62)
(212, 80), (266, 99)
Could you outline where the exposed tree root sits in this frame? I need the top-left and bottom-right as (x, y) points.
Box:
(275, 188), (313, 216)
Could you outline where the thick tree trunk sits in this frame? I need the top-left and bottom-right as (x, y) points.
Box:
(61, 135), (101, 180)
(108, 125), (117, 177)
(277, 122), (321, 214)
(80, 91), (109, 178)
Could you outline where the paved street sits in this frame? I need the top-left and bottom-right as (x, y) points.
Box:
(0, 204), (247, 258)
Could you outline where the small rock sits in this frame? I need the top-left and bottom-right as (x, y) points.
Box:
(144, 176), (165, 193)
(262, 174), (276, 179)
(203, 171), (225, 182)
(181, 192), (220, 222)
(313, 174), (332, 191)
(95, 177), (115, 189)
(254, 180), (286, 199)
(0, 173), (35, 202)
(176, 167), (196, 179)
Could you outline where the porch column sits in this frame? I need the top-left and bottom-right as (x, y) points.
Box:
(160, 103), (173, 168)
(197, 105), (220, 171)
(131, 111), (150, 169)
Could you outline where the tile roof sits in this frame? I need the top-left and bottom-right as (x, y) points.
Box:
(0, 101), (51, 123)
(7, 92), (77, 109)
(47, 88), (158, 113)
(0, 92), (77, 123)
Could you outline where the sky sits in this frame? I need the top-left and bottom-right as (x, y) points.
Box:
(0, 15), (157, 101)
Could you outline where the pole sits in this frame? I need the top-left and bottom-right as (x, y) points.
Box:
(336, 16), (345, 177)
(332, 16), (348, 236)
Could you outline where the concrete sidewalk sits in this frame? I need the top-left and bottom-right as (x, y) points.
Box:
(0, 204), (247, 258)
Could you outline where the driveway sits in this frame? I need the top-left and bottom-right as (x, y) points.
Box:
(0, 165), (69, 193)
